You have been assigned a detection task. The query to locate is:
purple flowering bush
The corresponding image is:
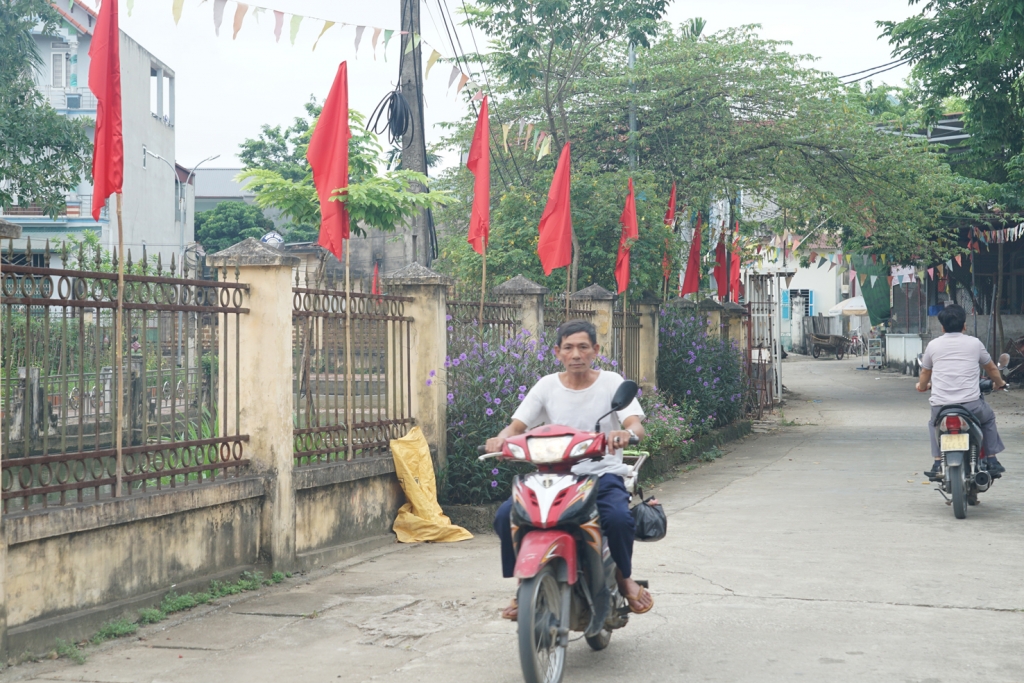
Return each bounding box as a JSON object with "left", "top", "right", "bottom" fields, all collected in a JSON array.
[
  {"left": 656, "top": 307, "right": 745, "bottom": 431},
  {"left": 439, "top": 323, "right": 565, "bottom": 505}
]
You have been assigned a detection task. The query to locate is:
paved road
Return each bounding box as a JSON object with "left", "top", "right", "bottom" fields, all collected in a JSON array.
[{"left": 8, "top": 354, "right": 1024, "bottom": 683}]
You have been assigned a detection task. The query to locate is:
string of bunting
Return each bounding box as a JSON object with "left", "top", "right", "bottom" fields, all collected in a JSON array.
[
  {"left": 970, "top": 224, "right": 1024, "bottom": 250},
  {"left": 154, "top": 0, "right": 486, "bottom": 97}
]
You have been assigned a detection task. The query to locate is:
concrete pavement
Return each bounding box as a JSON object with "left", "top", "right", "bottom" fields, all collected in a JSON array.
[{"left": 5, "top": 353, "right": 1024, "bottom": 682}]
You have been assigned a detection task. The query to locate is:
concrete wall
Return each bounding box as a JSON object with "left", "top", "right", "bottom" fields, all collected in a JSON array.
[
  {"left": 5, "top": 479, "right": 263, "bottom": 654},
  {"left": 924, "top": 314, "right": 1024, "bottom": 355},
  {"left": 294, "top": 459, "right": 404, "bottom": 566}
]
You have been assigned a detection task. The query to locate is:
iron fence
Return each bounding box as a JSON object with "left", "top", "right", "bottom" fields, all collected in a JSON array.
[
  {"left": 1, "top": 239, "right": 250, "bottom": 513},
  {"left": 292, "top": 273, "right": 414, "bottom": 467},
  {"left": 446, "top": 299, "right": 521, "bottom": 340},
  {"left": 611, "top": 303, "right": 641, "bottom": 380},
  {"left": 542, "top": 296, "right": 595, "bottom": 330}
]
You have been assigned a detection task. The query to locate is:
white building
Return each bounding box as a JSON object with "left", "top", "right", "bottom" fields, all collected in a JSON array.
[{"left": 1, "top": 0, "right": 194, "bottom": 268}]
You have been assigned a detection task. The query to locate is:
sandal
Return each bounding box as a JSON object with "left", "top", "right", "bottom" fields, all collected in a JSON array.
[
  {"left": 625, "top": 586, "right": 654, "bottom": 614},
  {"left": 501, "top": 599, "right": 518, "bottom": 621}
]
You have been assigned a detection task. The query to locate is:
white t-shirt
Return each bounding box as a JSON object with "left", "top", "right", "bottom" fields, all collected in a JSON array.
[
  {"left": 920, "top": 332, "right": 991, "bottom": 406},
  {"left": 511, "top": 370, "right": 645, "bottom": 477}
]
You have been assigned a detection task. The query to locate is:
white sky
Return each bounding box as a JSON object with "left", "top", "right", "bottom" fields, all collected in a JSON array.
[{"left": 102, "top": 0, "right": 918, "bottom": 169}]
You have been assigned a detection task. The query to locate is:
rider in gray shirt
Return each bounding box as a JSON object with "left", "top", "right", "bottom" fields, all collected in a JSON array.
[{"left": 916, "top": 305, "right": 1007, "bottom": 477}]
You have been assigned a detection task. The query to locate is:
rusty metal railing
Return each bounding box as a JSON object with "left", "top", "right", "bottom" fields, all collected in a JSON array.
[
  {"left": 446, "top": 299, "right": 521, "bottom": 341},
  {"left": 611, "top": 302, "right": 642, "bottom": 380},
  {"left": 0, "top": 239, "right": 250, "bottom": 513},
  {"left": 542, "top": 295, "right": 595, "bottom": 330},
  {"left": 292, "top": 273, "right": 414, "bottom": 466}
]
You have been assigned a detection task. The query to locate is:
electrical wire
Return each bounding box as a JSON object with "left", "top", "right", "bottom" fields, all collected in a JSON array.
[
  {"left": 836, "top": 58, "right": 909, "bottom": 80},
  {"left": 436, "top": 0, "right": 525, "bottom": 187},
  {"left": 841, "top": 60, "right": 911, "bottom": 84},
  {"left": 368, "top": 90, "right": 414, "bottom": 146}
]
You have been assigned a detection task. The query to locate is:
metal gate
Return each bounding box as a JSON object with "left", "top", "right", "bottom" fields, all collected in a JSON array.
[{"left": 746, "top": 274, "right": 780, "bottom": 418}]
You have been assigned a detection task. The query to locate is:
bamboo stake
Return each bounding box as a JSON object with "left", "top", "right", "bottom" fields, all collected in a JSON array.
[
  {"left": 345, "top": 241, "right": 354, "bottom": 461},
  {"left": 479, "top": 244, "right": 487, "bottom": 327},
  {"left": 114, "top": 193, "right": 124, "bottom": 497},
  {"left": 620, "top": 288, "right": 627, "bottom": 370}
]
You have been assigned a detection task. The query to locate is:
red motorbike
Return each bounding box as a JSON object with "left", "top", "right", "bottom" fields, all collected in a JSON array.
[{"left": 479, "top": 381, "right": 646, "bottom": 683}]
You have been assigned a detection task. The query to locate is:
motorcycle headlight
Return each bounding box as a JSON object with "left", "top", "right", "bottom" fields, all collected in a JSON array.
[
  {"left": 507, "top": 443, "right": 526, "bottom": 460},
  {"left": 526, "top": 436, "right": 573, "bottom": 463},
  {"left": 569, "top": 439, "right": 595, "bottom": 457}
]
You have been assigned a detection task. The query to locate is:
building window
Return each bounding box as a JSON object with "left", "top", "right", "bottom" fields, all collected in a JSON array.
[{"left": 51, "top": 52, "right": 69, "bottom": 87}]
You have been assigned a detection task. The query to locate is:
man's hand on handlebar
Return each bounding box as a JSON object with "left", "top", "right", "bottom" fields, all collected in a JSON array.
[
  {"left": 484, "top": 436, "right": 506, "bottom": 454},
  {"left": 608, "top": 430, "right": 638, "bottom": 451}
]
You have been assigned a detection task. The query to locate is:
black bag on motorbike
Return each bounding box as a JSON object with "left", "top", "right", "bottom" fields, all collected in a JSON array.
[{"left": 631, "top": 496, "right": 667, "bottom": 542}]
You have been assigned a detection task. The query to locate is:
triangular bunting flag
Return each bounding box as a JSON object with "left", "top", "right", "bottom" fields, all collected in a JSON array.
[
  {"left": 232, "top": 3, "right": 247, "bottom": 39},
  {"left": 881, "top": 254, "right": 887, "bottom": 264},
  {"left": 955, "top": 254, "right": 962, "bottom": 267},
  {"left": 859, "top": 273, "right": 868, "bottom": 286},
  {"left": 312, "top": 20, "right": 334, "bottom": 51},
  {"left": 870, "top": 275, "right": 878, "bottom": 287},
  {"left": 447, "top": 65, "right": 461, "bottom": 90},
  {"left": 785, "top": 275, "right": 794, "bottom": 289},
  {"left": 173, "top": 0, "right": 185, "bottom": 24},
  {"left": 354, "top": 25, "right": 365, "bottom": 56},
  {"left": 404, "top": 34, "right": 421, "bottom": 54},
  {"left": 818, "top": 257, "right": 827, "bottom": 268},
  {"left": 928, "top": 267, "right": 934, "bottom": 280},
  {"left": 213, "top": 0, "right": 226, "bottom": 35},
  {"left": 887, "top": 276, "right": 894, "bottom": 287},
  {"left": 537, "top": 134, "right": 552, "bottom": 161},
  {"left": 383, "top": 29, "right": 395, "bottom": 60},
  {"left": 371, "top": 27, "right": 382, "bottom": 58},
  {"left": 502, "top": 123, "right": 510, "bottom": 153},
  {"left": 809, "top": 251, "right": 818, "bottom": 263},
  {"left": 425, "top": 49, "right": 441, "bottom": 78},
  {"left": 523, "top": 123, "right": 534, "bottom": 149},
  {"left": 272, "top": 10, "right": 283, "bottom": 40},
  {"left": 456, "top": 73, "right": 470, "bottom": 94},
  {"left": 289, "top": 15, "right": 302, "bottom": 45}
]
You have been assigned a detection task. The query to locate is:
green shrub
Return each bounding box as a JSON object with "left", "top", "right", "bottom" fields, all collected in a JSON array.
[
  {"left": 55, "top": 639, "right": 86, "bottom": 665},
  {"left": 137, "top": 608, "right": 166, "bottom": 625},
  {"left": 92, "top": 619, "right": 137, "bottom": 643}
]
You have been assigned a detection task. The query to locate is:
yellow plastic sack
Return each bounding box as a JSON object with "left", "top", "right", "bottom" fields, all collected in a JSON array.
[{"left": 391, "top": 427, "right": 473, "bottom": 543}]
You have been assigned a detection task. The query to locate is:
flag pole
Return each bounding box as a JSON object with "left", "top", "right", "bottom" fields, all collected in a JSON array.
[
  {"left": 479, "top": 243, "right": 487, "bottom": 327},
  {"left": 114, "top": 192, "right": 124, "bottom": 497},
  {"left": 345, "top": 241, "right": 353, "bottom": 461},
  {"left": 621, "top": 288, "right": 627, "bottom": 370}
]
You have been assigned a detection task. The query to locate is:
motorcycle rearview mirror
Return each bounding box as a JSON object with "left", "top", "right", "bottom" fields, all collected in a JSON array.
[
  {"left": 998, "top": 353, "right": 1010, "bottom": 369},
  {"left": 593, "top": 380, "right": 640, "bottom": 432}
]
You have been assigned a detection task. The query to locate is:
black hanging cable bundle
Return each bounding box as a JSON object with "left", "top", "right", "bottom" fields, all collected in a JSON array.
[{"left": 367, "top": 88, "right": 415, "bottom": 147}]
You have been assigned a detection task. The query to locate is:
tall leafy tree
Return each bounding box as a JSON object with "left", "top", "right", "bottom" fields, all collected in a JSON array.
[
  {"left": 0, "top": 0, "right": 91, "bottom": 217},
  {"left": 238, "top": 103, "right": 451, "bottom": 238},
  {"left": 880, "top": 0, "right": 1024, "bottom": 194},
  {"left": 194, "top": 202, "right": 273, "bottom": 253}
]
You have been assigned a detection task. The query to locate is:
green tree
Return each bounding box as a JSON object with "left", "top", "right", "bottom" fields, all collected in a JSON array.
[
  {"left": 194, "top": 202, "right": 273, "bottom": 253},
  {"left": 433, "top": 22, "right": 975, "bottom": 294},
  {"left": 0, "top": 0, "right": 91, "bottom": 217},
  {"left": 880, "top": 0, "right": 1024, "bottom": 192},
  {"left": 238, "top": 105, "right": 452, "bottom": 238}
]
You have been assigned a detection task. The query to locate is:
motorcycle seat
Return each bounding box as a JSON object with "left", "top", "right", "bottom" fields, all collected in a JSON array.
[{"left": 933, "top": 404, "right": 979, "bottom": 427}]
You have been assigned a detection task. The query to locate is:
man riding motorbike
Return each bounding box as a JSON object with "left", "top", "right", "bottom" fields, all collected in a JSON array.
[
  {"left": 485, "top": 320, "right": 654, "bottom": 621},
  {"left": 916, "top": 304, "right": 1008, "bottom": 478}
]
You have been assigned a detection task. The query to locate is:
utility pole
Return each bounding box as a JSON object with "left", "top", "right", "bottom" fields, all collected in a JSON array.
[{"left": 400, "top": 0, "right": 431, "bottom": 266}]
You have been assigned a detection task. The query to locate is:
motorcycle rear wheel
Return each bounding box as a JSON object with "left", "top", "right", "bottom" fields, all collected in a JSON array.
[
  {"left": 585, "top": 629, "right": 612, "bottom": 651},
  {"left": 949, "top": 464, "right": 967, "bottom": 519},
  {"left": 518, "top": 564, "right": 566, "bottom": 683}
]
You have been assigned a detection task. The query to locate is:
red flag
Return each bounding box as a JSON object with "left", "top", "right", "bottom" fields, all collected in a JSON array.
[
  {"left": 466, "top": 96, "right": 490, "bottom": 255},
  {"left": 537, "top": 143, "right": 573, "bottom": 276},
  {"left": 614, "top": 178, "right": 639, "bottom": 294},
  {"left": 680, "top": 213, "right": 703, "bottom": 296},
  {"left": 89, "top": 0, "right": 123, "bottom": 220},
  {"left": 714, "top": 235, "right": 728, "bottom": 296},
  {"left": 664, "top": 182, "right": 677, "bottom": 227},
  {"left": 308, "top": 62, "right": 351, "bottom": 260},
  {"left": 730, "top": 250, "right": 741, "bottom": 300},
  {"left": 371, "top": 262, "right": 380, "bottom": 295}
]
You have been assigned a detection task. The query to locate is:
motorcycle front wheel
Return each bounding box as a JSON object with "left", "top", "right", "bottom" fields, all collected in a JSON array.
[
  {"left": 518, "top": 564, "right": 567, "bottom": 683},
  {"left": 949, "top": 464, "right": 967, "bottom": 519}
]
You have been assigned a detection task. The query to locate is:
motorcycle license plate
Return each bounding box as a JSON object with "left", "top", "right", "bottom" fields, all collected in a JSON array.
[{"left": 941, "top": 434, "right": 969, "bottom": 451}]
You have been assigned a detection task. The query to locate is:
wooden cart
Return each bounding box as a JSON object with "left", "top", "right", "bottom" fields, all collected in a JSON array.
[{"left": 810, "top": 333, "right": 850, "bottom": 360}]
